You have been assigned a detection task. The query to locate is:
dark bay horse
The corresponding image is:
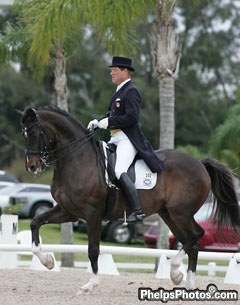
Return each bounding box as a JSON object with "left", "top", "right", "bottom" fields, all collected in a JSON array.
[{"left": 20, "top": 106, "right": 240, "bottom": 292}]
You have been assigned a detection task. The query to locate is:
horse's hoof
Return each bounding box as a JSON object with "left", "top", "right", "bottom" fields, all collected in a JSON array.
[
  {"left": 170, "top": 270, "right": 184, "bottom": 285},
  {"left": 186, "top": 271, "right": 195, "bottom": 290},
  {"left": 77, "top": 276, "right": 99, "bottom": 294},
  {"left": 77, "top": 284, "right": 93, "bottom": 295},
  {"left": 76, "top": 288, "right": 90, "bottom": 295},
  {"left": 186, "top": 280, "right": 195, "bottom": 290},
  {"left": 43, "top": 253, "right": 55, "bottom": 270}
]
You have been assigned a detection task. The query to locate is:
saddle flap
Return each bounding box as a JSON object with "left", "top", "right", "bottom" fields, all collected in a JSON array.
[
  {"left": 134, "top": 159, "right": 157, "bottom": 189},
  {"left": 101, "top": 141, "right": 157, "bottom": 190}
]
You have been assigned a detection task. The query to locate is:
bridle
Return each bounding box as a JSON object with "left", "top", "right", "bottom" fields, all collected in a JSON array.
[
  {"left": 22, "top": 108, "right": 99, "bottom": 167},
  {"left": 23, "top": 109, "right": 53, "bottom": 166}
]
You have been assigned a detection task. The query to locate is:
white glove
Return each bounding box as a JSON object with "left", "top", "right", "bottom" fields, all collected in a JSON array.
[
  {"left": 98, "top": 118, "right": 109, "bottom": 129},
  {"left": 87, "top": 119, "right": 98, "bottom": 131}
]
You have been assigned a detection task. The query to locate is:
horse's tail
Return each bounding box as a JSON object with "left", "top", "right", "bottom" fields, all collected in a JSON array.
[{"left": 201, "top": 157, "right": 240, "bottom": 234}]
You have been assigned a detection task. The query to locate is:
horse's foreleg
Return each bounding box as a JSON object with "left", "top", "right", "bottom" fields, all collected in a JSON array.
[
  {"left": 78, "top": 215, "right": 102, "bottom": 294},
  {"left": 30, "top": 204, "right": 77, "bottom": 270},
  {"left": 77, "top": 244, "right": 100, "bottom": 294}
]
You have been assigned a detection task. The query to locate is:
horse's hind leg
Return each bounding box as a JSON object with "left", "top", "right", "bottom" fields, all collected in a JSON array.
[
  {"left": 159, "top": 208, "right": 187, "bottom": 285},
  {"left": 184, "top": 220, "right": 204, "bottom": 289},
  {"left": 185, "top": 243, "right": 199, "bottom": 289},
  {"left": 30, "top": 204, "right": 77, "bottom": 270},
  {"left": 168, "top": 208, "right": 204, "bottom": 289}
]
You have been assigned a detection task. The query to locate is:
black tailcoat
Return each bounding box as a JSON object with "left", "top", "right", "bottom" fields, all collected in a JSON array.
[{"left": 106, "top": 80, "right": 165, "bottom": 172}]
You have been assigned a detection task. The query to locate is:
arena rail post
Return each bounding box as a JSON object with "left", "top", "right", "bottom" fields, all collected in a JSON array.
[{"left": 0, "top": 215, "right": 18, "bottom": 269}]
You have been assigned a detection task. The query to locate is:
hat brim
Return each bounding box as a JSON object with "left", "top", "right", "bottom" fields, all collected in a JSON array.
[{"left": 108, "top": 64, "right": 134, "bottom": 72}]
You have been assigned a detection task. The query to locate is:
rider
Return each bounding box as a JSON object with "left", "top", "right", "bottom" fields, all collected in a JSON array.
[{"left": 88, "top": 56, "right": 165, "bottom": 223}]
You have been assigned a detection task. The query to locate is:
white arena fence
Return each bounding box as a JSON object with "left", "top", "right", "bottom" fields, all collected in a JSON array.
[
  {"left": 0, "top": 243, "right": 240, "bottom": 283},
  {"left": 0, "top": 216, "right": 239, "bottom": 284},
  {"left": 0, "top": 243, "right": 237, "bottom": 260}
]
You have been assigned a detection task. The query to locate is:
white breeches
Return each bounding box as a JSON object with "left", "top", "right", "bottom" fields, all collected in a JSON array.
[{"left": 108, "top": 131, "right": 137, "bottom": 180}]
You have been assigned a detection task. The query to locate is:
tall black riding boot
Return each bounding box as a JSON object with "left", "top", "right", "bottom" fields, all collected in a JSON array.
[{"left": 119, "top": 173, "right": 145, "bottom": 223}]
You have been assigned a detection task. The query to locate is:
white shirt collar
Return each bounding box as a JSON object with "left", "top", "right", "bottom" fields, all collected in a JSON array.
[{"left": 116, "top": 79, "right": 131, "bottom": 92}]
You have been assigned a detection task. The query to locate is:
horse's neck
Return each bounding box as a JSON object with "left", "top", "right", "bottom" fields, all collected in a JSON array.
[
  {"left": 41, "top": 109, "right": 84, "bottom": 140},
  {"left": 52, "top": 138, "right": 102, "bottom": 193},
  {"left": 53, "top": 125, "right": 98, "bottom": 170},
  {"left": 42, "top": 109, "right": 104, "bottom": 174}
]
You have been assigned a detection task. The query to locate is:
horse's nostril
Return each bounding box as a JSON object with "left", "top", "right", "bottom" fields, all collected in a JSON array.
[{"left": 29, "top": 165, "right": 37, "bottom": 172}]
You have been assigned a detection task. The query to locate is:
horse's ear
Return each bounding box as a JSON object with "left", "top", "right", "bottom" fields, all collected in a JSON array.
[
  {"left": 15, "top": 109, "right": 23, "bottom": 116},
  {"left": 20, "top": 107, "right": 37, "bottom": 124}
]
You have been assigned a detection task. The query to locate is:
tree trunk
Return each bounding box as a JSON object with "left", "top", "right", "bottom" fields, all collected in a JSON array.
[
  {"left": 153, "top": 0, "right": 181, "bottom": 269},
  {"left": 159, "top": 77, "right": 175, "bottom": 149},
  {"left": 54, "top": 45, "right": 69, "bottom": 112},
  {"left": 54, "top": 43, "right": 74, "bottom": 268},
  {"left": 60, "top": 222, "right": 74, "bottom": 268}
]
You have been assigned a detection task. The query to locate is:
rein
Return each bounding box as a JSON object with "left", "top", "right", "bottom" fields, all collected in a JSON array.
[{"left": 44, "top": 130, "right": 100, "bottom": 166}]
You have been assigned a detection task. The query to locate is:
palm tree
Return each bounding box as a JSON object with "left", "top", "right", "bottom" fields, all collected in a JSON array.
[
  {"left": 154, "top": 0, "right": 180, "bottom": 149},
  {"left": 152, "top": 0, "right": 181, "bottom": 250}
]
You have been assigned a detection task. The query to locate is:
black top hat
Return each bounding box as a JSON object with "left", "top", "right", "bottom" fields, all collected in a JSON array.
[{"left": 109, "top": 56, "right": 135, "bottom": 71}]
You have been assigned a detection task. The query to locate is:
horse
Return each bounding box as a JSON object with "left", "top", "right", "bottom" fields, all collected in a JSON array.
[{"left": 20, "top": 106, "right": 240, "bottom": 293}]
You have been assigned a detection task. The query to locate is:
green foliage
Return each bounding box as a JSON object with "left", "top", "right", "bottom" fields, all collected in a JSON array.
[
  {"left": 0, "top": 21, "right": 31, "bottom": 66},
  {"left": 86, "top": 0, "right": 154, "bottom": 54},
  {"left": 209, "top": 103, "right": 240, "bottom": 172},
  {"left": 3, "top": 204, "right": 22, "bottom": 215},
  {"left": 7, "top": 0, "right": 155, "bottom": 78},
  {"left": 174, "top": 0, "right": 240, "bottom": 150},
  {"left": 12, "top": 0, "right": 84, "bottom": 68},
  {"left": 0, "top": 65, "right": 50, "bottom": 168}
]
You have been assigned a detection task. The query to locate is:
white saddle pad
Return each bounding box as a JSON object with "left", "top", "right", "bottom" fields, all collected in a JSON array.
[{"left": 102, "top": 141, "right": 157, "bottom": 190}]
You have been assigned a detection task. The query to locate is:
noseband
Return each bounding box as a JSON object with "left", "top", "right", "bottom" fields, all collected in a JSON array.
[{"left": 23, "top": 108, "right": 98, "bottom": 166}]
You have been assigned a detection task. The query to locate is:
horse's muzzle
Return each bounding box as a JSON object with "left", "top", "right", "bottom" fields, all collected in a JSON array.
[{"left": 25, "top": 155, "right": 46, "bottom": 174}]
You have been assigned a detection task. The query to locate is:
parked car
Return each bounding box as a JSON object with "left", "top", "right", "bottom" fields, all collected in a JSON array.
[
  {"left": 0, "top": 183, "right": 56, "bottom": 218},
  {"left": 0, "top": 181, "right": 16, "bottom": 191},
  {"left": 144, "top": 202, "right": 240, "bottom": 252},
  {"left": 75, "top": 213, "right": 159, "bottom": 244},
  {"left": 0, "top": 170, "right": 19, "bottom": 183}
]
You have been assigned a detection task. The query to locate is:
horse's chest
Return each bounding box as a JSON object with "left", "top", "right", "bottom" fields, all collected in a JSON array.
[{"left": 52, "top": 185, "right": 85, "bottom": 208}]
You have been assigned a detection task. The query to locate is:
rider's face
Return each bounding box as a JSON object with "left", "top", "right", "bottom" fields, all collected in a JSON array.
[{"left": 110, "top": 67, "right": 130, "bottom": 85}]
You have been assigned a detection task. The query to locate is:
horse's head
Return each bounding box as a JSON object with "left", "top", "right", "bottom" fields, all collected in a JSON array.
[
  {"left": 21, "top": 107, "right": 54, "bottom": 174},
  {"left": 21, "top": 106, "right": 97, "bottom": 174}
]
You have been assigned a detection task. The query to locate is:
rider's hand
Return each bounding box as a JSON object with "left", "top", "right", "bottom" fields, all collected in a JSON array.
[
  {"left": 98, "top": 118, "right": 108, "bottom": 129},
  {"left": 87, "top": 119, "right": 98, "bottom": 131}
]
